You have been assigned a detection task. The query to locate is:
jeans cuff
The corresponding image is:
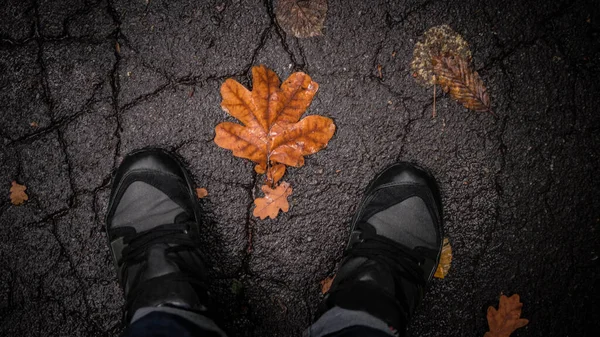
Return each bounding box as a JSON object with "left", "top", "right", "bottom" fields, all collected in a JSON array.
[
  {"left": 131, "top": 306, "right": 227, "bottom": 337},
  {"left": 305, "top": 306, "right": 396, "bottom": 337}
]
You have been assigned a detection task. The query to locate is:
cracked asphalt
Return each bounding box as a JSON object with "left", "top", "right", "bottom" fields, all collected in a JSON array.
[{"left": 1, "top": 0, "right": 599, "bottom": 336}]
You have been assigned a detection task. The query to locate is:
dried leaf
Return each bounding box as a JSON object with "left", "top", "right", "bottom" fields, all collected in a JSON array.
[
  {"left": 434, "top": 237, "right": 452, "bottom": 278},
  {"left": 214, "top": 65, "right": 335, "bottom": 219},
  {"left": 267, "top": 163, "right": 286, "bottom": 186},
  {"left": 253, "top": 182, "right": 293, "bottom": 220},
  {"left": 484, "top": 294, "right": 529, "bottom": 337},
  {"left": 215, "top": 65, "right": 334, "bottom": 173},
  {"left": 320, "top": 275, "right": 335, "bottom": 294},
  {"left": 411, "top": 25, "right": 493, "bottom": 114},
  {"left": 275, "top": 0, "right": 328, "bottom": 38},
  {"left": 433, "top": 55, "right": 492, "bottom": 112},
  {"left": 411, "top": 25, "right": 472, "bottom": 86},
  {"left": 196, "top": 187, "right": 208, "bottom": 199},
  {"left": 9, "top": 181, "right": 28, "bottom": 205},
  {"left": 30, "top": 121, "right": 38, "bottom": 128},
  {"left": 115, "top": 42, "right": 121, "bottom": 54}
]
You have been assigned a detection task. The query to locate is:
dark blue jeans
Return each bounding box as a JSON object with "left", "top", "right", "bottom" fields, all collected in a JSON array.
[{"left": 122, "top": 310, "right": 395, "bottom": 337}]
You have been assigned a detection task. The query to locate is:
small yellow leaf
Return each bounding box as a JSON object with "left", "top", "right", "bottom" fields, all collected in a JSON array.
[
  {"left": 9, "top": 181, "right": 28, "bottom": 206},
  {"left": 196, "top": 188, "right": 208, "bottom": 199},
  {"left": 434, "top": 237, "right": 452, "bottom": 279},
  {"left": 320, "top": 275, "right": 335, "bottom": 294}
]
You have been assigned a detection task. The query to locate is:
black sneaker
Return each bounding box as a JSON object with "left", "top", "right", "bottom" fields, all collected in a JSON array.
[
  {"left": 319, "top": 162, "right": 444, "bottom": 333},
  {"left": 105, "top": 148, "right": 209, "bottom": 322}
]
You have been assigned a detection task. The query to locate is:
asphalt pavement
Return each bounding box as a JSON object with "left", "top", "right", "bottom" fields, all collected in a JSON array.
[{"left": 1, "top": 0, "right": 599, "bottom": 336}]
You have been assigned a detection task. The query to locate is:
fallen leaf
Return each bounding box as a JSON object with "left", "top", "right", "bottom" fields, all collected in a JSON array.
[
  {"left": 196, "top": 187, "right": 208, "bottom": 199},
  {"left": 215, "top": 65, "right": 334, "bottom": 177},
  {"left": 484, "top": 294, "right": 529, "bottom": 337},
  {"left": 266, "top": 163, "right": 286, "bottom": 186},
  {"left": 30, "top": 121, "right": 38, "bottom": 128},
  {"left": 9, "top": 181, "right": 28, "bottom": 205},
  {"left": 411, "top": 25, "right": 472, "bottom": 86},
  {"left": 215, "top": 65, "right": 335, "bottom": 219},
  {"left": 377, "top": 64, "right": 383, "bottom": 79},
  {"left": 434, "top": 237, "right": 452, "bottom": 278},
  {"left": 411, "top": 25, "right": 493, "bottom": 114},
  {"left": 253, "top": 182, "right": 292, "bottom": 220},
  {"left": 275, "top": 0, "right": 328, "bottom": 38},
  {"left": 115, "top": 41, "right": 121, "bottom": 54},
  {"left": 320, "top": 275, "right": 335, "bottom": 294},
  {"left": 433, "top": 55, "right": 492, "bottom": 113}
]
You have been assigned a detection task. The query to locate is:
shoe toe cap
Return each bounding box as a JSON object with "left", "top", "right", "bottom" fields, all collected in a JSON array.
[
  {"left": 106, "top": 148, "right": 194, "bottom": 222},
  {"left": 370, "top": 162, "right": 434, "bottom": 190},
  {"left": 117, "top": 148, "right": 187, "bottom": 179},
  {"left": 365, "top": 162, "right": 443, "bottom": 224}
]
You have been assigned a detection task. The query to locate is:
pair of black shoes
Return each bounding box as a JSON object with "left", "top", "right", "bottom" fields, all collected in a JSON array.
[{"left": 106, "top": 149, "right": 444, "bottom": 333}]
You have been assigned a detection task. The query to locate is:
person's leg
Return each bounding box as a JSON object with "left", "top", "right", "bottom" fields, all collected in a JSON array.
[
  {"left": 307, "top": 163, "right": 444, "bottom": 337},
  {"left": 105, "top": 148, "right": 226, "bottom": 337}
]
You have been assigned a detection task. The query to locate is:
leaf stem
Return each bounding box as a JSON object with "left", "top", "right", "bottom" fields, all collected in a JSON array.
[{"left": 433, "top": 82, "right": 437, "bottom": 118}]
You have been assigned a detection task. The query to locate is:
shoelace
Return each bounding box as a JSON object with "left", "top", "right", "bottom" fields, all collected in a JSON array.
[
  {"left": 118, "top": 222, "right": 198, "bottom": 267},
  {"left": 322, "top": 229, "right": 427, "bottom": 329},
  {"left": 346, "top": 230, "right": 427, "bottom": 287},
  {"left": 117, "top": 222, "right": 208, "bottom": 318}
]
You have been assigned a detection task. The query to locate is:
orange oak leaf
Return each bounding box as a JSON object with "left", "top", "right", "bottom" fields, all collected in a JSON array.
[
  {"left": 484, "top": 294, "right": 529, "bottom": 337},
  {"left": 434, "top": 237, "right": 452, "bottom": 279},
  {"left": 9, "top": 181, "right": 28, "bottom": 205},
  {"left": 253, "top": 182, "right": 293, "bottom": 220},
  {"left": 215, "top": 65, "right": 335, "bottom": 186},
  {"left": 196, "top": 188, "right": 208, "bottom": 199},
  {"left": 266, "top": 163, "right": 286, "bottom": 187},
  {"left": 320, "top": 275, "right": 335, "bottom": 294}
]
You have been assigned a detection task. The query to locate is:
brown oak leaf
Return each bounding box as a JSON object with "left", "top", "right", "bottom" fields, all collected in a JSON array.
[
  {"left": 484, "top": 294, "right": 529, "bottom": 337},
  {"left": 9, "top": 181, "right": 28, "bottom": 205},
  {"left": 253, "top": 182, "right": 293, "bottom": 220},
  {"left": 215, "top": 65, "right": 335, "bottom": 219},
  {"left": 275, "top": 0, "right": 328, "bottom": 38},
  {"left": 215, "top": 65, "right": 335, "bottom": 182},
  {"left": 433, "top": 55, "right": 492, "bottom": 113},
  {"left": 196, "top": 188, "right": 208, "bottom": 199},
  {"left": 434, "top": 237, "right": 452, "bottom": 279}
]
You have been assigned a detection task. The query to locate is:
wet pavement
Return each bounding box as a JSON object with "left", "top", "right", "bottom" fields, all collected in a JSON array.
[{"left": 1, "top": 0, "right": 599, "bottom": 336}]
